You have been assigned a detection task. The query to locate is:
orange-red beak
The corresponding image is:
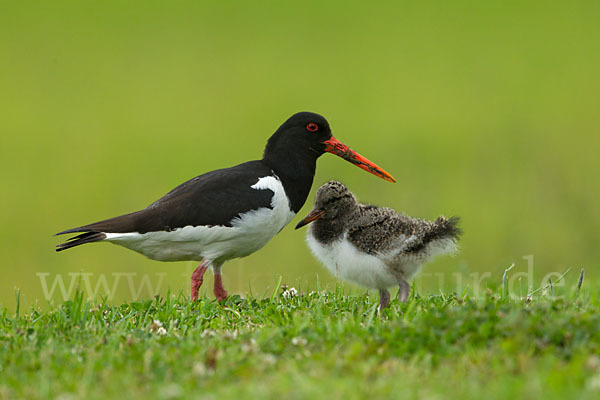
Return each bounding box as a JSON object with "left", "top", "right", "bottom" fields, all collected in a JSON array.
[
  {"left": 295, "top": 209, "right": 326, "bottom": 230},
  {"left": 322, "top": 136, "right": 396, "bottom": 183}
]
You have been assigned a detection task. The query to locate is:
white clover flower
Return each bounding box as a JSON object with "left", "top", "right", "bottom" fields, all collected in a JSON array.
[
  {"left": 201, "top": 329, "right": 217, "bottom": 338},
  {"left": 291, "top": 337, "right": 307, "bottom": 346},
  {"left": 192, "top": 362, "right": 208, "bottom": 377},
  {"left": 587, "top": 355, "right": 600, "bottom": 370},
  {"left": 159, "top": 383, "right": 182, "bottom": 399},
  {"left": 156, "top": 327, "right": 167, "bottom": 336},
  {"left": 241, "top": 338, "right": 257, "bottom": 353},
  {"left": 586, "top": 374, "right": 600, "bottom": 391},
  {"left": 223, "top": 330, "right": 238, "bottom": 340},
  {"left": 150, "top": 319, "right": 165, "bottom": 334},
  {"left": 263, "top": 354, "right": 277, "bottom": 365},
  {"left": 282, "top": 287, "right": 298, "bottom": 299}
]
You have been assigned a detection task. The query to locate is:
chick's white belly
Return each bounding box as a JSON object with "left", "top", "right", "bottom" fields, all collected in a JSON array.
[{"left": 306, "top": 233, "right": 398, "bottom": 289}]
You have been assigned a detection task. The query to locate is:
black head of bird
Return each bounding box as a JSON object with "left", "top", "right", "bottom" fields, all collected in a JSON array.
[{"left": 263, "top": 112, "right": 396, "bottom": 184}]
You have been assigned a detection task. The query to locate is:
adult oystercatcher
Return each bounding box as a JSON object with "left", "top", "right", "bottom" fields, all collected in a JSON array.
[
  {"left": 56, "top": 112, "right": 395, "bottom": 301},
  {"left": 295, "top": 181, "right": 460, "bottom": 310}
]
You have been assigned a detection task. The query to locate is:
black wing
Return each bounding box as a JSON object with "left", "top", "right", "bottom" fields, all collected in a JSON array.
[
  {"left": 346, "top": 206, "right": 414, "bottom": 255},
  {"left": 57, "top": 160, "right": 277, "bottom": 236}
]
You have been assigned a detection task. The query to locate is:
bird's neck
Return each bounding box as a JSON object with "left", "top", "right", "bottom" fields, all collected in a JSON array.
[
  {"left": 262, "top": 147, "right": 318, "bottom": 213},
  {"left": 311, "top": 218, "right": 346, "bottom": 245}
]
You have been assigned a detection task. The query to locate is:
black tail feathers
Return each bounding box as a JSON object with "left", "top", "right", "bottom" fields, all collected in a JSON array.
[
  {"left": 432, "top": 216, "right": 462, "bottom": 241},
  {"left": 55, "top": 231, "right": 107, "bottom": 252}
]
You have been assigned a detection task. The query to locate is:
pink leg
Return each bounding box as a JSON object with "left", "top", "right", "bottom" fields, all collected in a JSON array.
[
  {"left": 191, "top": 261, "right": 209, "bottom": 301},
  {"left": 213, "top": 273, "right": 228, "bottom": 301}
]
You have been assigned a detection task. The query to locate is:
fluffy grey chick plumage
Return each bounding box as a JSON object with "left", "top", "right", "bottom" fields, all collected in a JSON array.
[{"left": 296, "top": 180, "right": 461, "bottom": 309}]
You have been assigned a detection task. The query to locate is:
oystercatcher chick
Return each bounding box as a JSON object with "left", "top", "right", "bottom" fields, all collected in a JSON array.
[
  {"left": 296, "top": 181, "right": 461, "bottom": 310},
  {"left": 56, "top": 112, "right": 395, "bottom": 302}
]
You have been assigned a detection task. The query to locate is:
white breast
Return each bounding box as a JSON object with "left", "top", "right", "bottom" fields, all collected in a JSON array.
[
  {"left": 306, "top": 231, "right": 398, "bottom": 290},
  {"left": 104, "top": 175, "right": 296, "bottom": 263}
]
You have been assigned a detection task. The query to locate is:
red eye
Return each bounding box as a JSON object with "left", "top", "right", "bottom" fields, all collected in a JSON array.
[{"left": 306, "top": 122, "right": 319, "bottom": 132}]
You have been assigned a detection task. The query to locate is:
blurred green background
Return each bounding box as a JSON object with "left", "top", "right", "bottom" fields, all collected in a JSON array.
[{"left": 1, "top": 1, "right": 598, "bottom": 309}]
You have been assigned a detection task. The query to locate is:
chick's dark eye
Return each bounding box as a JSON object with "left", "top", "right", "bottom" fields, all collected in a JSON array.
[{"left": 306, "top": 122, "right": 319, "bottom": 132}]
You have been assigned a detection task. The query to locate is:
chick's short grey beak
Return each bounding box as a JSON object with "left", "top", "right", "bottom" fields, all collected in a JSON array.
[{"left": 295, "top": 209, "right": 326, "bottom": 230}]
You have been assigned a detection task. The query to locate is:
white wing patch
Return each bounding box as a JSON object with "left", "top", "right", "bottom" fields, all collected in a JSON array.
[{"left": 104, "top": 175, "right": 295, "bottom": 263}]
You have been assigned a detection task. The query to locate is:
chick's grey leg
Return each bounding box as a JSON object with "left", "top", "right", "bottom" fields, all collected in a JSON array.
[
  {"left": 378, "top": 288, "right": 391, "bottom": 310},
  {"left": 398, "top": 279, "right": 410, "bottom": 303}
]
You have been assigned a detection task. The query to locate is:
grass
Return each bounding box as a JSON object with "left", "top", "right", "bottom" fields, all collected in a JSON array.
[{"left": 1, "top": 276, "right": 599, "bottom": 399}]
